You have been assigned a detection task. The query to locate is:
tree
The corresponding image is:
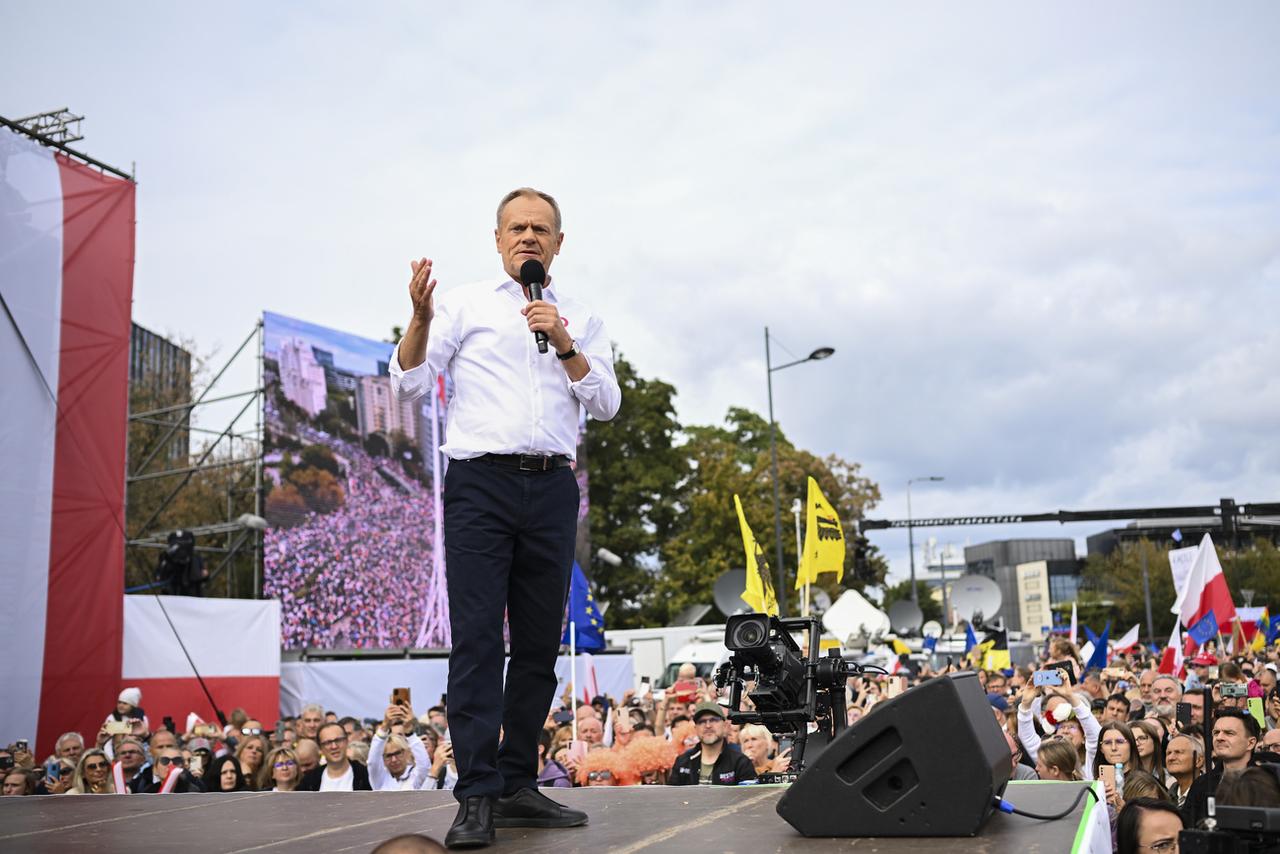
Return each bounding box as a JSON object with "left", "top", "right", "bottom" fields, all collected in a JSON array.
[
  {"left": 881, "top": 580, "right": 942, "bottom": 625},
  {"left": 584, "top": 352, "right": 687, "bottom": 627}
]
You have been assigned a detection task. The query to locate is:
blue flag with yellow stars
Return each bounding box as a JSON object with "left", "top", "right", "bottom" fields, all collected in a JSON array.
[{"left": 562, "top": 561, "right": 606, "bottom": 651}]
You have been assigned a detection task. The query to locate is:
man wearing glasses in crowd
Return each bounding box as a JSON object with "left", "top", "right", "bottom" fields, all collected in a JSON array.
[
  {"left": 668, "top": 702, "right": 757, "bottom": 786},
  {"left": 143, "top": 747, "right": 205, "bottom": 793},
  {"left": 298, "top": 722, "right": 372, "bottom": 791}
]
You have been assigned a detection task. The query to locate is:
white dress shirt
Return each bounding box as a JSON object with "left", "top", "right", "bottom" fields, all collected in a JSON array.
[
  {"left": 389, "top": 276, "right": 620, "bottom": 459},
  {"left": 367, "top": 731, "right": 431, "bottom": 791}
]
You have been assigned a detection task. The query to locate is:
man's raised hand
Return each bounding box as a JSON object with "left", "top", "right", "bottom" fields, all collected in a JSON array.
[{"left": 409, "top": 258, "right": 437, "bottom": 323}]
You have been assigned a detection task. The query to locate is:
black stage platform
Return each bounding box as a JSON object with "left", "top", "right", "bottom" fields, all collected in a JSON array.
[{"left": 0, "top": 781, "right": 1102, "bottom": 853}]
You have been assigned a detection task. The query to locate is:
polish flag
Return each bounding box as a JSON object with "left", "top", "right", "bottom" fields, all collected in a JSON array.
[
  {"left": 1112, "top": 624, "right": 1141, "bottom": 655},
  {"left": 1158, "top": 625, "right": 1184, "bottom": 677},
  {"left": 580, "top": 651, "right": 600, "bottom": 706},
  {"left": 1171, "top": 534, "right": 1236, "bottom": 631},
  {"left": 1, "top": 125, "right": 135, "bottom": 756}
]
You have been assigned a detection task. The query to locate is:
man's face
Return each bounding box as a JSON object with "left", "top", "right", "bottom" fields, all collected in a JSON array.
[
  {"left": 1186, "top": 692, "right": 1205, "bottom": 724},
  {"left": 1104, "top": 699, "right": 1130, "bottom": 724},
  {"left": 1259, "top": 669, "right": 1277, "bottom": 694},
  {"left": 694, "top": 714, "right": 724, "bottom": 747},
  {"left": 317, "top": 726, "right": 348, "bottom": 766},
  {"left": 295, "top": 742, "right": 320, "bottom": 774},
  {"left": 383, "top": 742, "right": 409, "bottom": 778},
  {"left": 1164, "top": 737, "right": 1199, "bottom": 776},
  {"left": 300, "top": 710, "right": 323, "bottom": 738},
  {"left": 155, "top": 748, "right": 184, "bottom": 780},
  {"left": 987, "top": 676, "right": 1007, "bottom": 695},
  {"left": 666, "top": 702, "right": 688, "bottom": 724},
  {"left": 1138, "top": 670, "right": 1156, "bottom": 702},
  {"left": 1150, "top": 678, "right": 1181, "bottom": 714},
  {"left": 150, "top": 731, "right": 177, "bottom": 754},
  {"left": 58, "top": 739, "right": 83, "bottom": 764},
  {"left": 115, "top": 742, "right": 144, "bottom": 772},
  {"left": 578, "top": 718, "right": 603, "bottom": 746},
  {"left": 495, "top": 194, "right": 563, "bottom": 283},
  {"left": 428, "top": 711, "right": 447, "bottom": 729},
  {"left": 1211, "top": 718, "right": 1257, "bottom": 763}
]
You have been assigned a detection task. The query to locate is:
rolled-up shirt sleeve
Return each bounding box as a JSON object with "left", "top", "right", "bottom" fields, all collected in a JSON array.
[
  {"left": 390, "top": 300, "right": 458, "bottom": 402},
  {"left": 567, "top": 313, "right": 621, "bottom": 422}
]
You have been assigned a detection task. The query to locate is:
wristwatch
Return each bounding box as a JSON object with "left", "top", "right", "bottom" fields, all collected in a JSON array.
[{"left": 556, "top": 340, "right": 581, "bottom": 361}]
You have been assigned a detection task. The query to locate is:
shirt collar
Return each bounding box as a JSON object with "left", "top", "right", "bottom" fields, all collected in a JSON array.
[{"left": 497, "top": 275, "right": 558, "bottom": 301}]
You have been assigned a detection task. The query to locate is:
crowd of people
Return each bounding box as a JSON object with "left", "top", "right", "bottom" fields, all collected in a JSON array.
[
  {"left": 263, "top": 426, "right": 441, "bottom": 649},
  {"left": 4, "top": 642, "right": 1278, "bottom": 851}
]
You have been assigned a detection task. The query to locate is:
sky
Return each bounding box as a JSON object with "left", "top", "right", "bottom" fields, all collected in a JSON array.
[{"left": 6, "top": 2, "right": 1279, "bottom": 589}]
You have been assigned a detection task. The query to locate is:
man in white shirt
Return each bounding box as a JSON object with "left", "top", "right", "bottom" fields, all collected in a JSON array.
[
  {"left": 297, "top": 722, "right": 372, "bottom": 791},
  {"left": 391, "top": 187, "right": 619, "bottom": 849}
]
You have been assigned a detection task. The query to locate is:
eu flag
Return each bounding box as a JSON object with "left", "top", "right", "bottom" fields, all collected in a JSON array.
[
  {"left": 562, "top": 562, "right": 606, "bottom": 651},
  {"left": 1188, "top": 612, "right": 1218, "bottom": 646}
]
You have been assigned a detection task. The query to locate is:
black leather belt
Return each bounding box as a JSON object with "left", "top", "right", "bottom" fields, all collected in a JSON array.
[{"left": 474, "top": 453, "right": 571, "bottom": 471}]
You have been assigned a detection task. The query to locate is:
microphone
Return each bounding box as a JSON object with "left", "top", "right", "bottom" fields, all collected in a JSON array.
[{"left": 520, "top": 258, "right": 549, "bottom": 354}]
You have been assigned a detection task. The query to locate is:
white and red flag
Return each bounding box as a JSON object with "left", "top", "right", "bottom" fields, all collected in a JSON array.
[
  {"left": 0, "top": 125, "right": 135, "bottom": 756},
  {"left": 1171, "top": 534, "right": 1236, "bottom": 631},
  {"left": 580, "top": 651, "right": 600, "bottom": 706},
  {"left": 1158, "top": 624, "right": 1184, "bottom": 677},
  {"left": 1112, "top": 624, "right": 1141, "bottom": 656}
]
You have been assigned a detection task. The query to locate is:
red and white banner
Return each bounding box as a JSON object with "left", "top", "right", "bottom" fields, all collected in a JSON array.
[
  {"left": 123, "top": 596, "right": 281, "bottom": 727},
  {"left": 1171, "top": 533, "right": 1237, "bottom": 631},
  {"left": 1, "top": 126, "right": 135, "bottom": 756}
]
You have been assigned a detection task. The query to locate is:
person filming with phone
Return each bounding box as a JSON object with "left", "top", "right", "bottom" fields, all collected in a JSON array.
[
  {"left": 1017, "top": 667, "right": 1101, "bottom": 779},
  {"left": 370, "top": 696, "right": 432, "bottom": 791}
]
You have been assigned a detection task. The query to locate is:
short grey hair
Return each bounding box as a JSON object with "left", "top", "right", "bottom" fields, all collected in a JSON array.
[
  {"left": 496, "top": 187, "right": 562, "bottom": 233},
  {"left": 1152, "top": 674, "right": 1183, "bottom": 695},
  {"left": 301, "top": 703, "right": 325, "bottom": 718},
  {"left": 57, "top": 732, "right": 84, "bottom": 748}
]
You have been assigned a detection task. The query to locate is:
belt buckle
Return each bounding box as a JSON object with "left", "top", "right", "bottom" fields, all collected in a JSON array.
[{"left": 518, "top": 454, "right": 547, "bottom": 472}]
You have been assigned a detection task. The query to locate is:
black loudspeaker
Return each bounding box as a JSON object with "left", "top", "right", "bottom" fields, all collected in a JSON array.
[{"left": 776, "top": 671, "right": 1011, "bottom": 837}]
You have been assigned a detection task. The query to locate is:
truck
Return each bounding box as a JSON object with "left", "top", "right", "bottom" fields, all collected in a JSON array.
[{"left": 605, "top": 624, "right": 727, "bottom": 688}]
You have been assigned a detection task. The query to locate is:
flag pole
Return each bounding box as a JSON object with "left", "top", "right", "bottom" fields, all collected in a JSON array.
[{"left": 570, "top": 621, "right": 578, "bottom": 743}]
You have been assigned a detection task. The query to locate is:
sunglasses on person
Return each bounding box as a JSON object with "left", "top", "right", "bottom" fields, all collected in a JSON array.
[
  {"left": 85, "top": 761, "right": 109, "bottom": 771},
  {"left": 273, "top": 760, "right": 297, "bottom": 770},
  {"left": 587, "top": 770, "right": 613, "bottom": 781},
  {"left": 157, "top": 756, "right": 186, "bottom": 767},
  {"left": 241, "top": 727, "right": 263, "bottom": 736}
]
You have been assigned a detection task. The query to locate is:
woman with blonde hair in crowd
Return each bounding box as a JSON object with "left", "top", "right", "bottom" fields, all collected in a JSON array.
[
  {"left": 1035, "top": 738, "right": 1083, "bottom": 781},
  {"left": 67, "top": 749, "right": 115, "bottom": 794},
  {"left": 236, "top": 734, "right": 269, "bottom": 790},
  {"left": 259, "top": 747, "right": 302, "bottom": 792},
  {"left": 737, "top": 724, "right": 791, "bottom": 777}
]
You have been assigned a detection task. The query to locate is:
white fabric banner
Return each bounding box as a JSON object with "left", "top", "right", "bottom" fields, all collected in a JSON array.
[
  {"left": 0, "top": 129, "right": 63, "bottom": 746},
  {"left": 280, "top": 654, "right": 635, "bottom": 720},
  {"left": 1168, "top": 544, "right": 1199, "bottom": 603},
  {"left": 123, "top": 596, "right": 281, "bottom": 678}
]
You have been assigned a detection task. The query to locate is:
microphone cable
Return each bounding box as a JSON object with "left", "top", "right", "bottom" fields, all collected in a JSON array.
[{"left": 994, "top": 783, "right": 1099, "bottom": 822}]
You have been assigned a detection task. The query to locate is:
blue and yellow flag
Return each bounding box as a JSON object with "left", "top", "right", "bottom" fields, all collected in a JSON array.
[
  {"left": 562, "top": 562, "right": 605, "bottom": 651},
  {"left": 734, "top": 494, "right": 778, "bottom": 616},
  {"left": 795, "top": 477, "right": 846, "bottom": 589}
]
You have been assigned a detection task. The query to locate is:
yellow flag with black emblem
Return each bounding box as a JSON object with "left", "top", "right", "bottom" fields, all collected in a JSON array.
[
  {"left": 734, "top": 494, "right": 778, "bottom": 616},
  {"left": 795, "top": 476, "right": 845, "bottom": 589}
]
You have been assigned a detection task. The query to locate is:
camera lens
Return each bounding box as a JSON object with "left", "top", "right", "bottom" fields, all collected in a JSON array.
[{"left": 731, "top": 618, "right": 767, "bottom": 649}]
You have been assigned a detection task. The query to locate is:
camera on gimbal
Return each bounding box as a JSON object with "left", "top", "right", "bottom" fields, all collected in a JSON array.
[
  {"left": 1180, "top": 803, "right": 1280, "bottom": 853},
  {"left": 715, "top": 613, "right": 859, "bottom": 781}
]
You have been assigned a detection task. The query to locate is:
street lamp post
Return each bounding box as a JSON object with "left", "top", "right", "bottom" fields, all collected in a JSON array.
[
  {"left": 766, "top": 327, "right": 834, "bottom": 616},
  {"left": 907, "top": 476, "right": 944, "bottom": 603}
]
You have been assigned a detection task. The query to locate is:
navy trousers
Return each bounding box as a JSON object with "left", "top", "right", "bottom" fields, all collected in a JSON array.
[{"left": 442, "top": 458, "right": 578, "bottom": 800}]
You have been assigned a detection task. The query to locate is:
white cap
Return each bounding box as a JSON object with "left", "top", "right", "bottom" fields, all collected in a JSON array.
[{"left": 118, "top": 687, "right": 142, "bottom": 707}]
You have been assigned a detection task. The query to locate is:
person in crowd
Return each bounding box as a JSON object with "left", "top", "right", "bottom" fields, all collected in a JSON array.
[
  {"left": 1216, "top": 767, "right": 1280, "bottom": 808},
  {"left": 340, "top": 716, "right": 368, "bottom": 745},
  {"left": 36, "top": 758, "right": 76, "bottom": 795},
  {"left": 1121, "top": 769, "right": 1169, "bottom": 804},
  {"left": 622, "top": 734, "right": 677, "bottom": 785},
  {"left": 737, "top": 723, "right": 790, "bottom": 776},
  {"left": 204, "top": 754, "right": 251, "bottom": 793},
  {"left": 1102, "top": 693, "right": 1132, "bottom": 725},
  {"left": 611, "top": 716, "right": 635, "bottom": 749},
  {"left": 1164, "top": 733, "right": 1203, "bottom": 809},
  {"left": 1148, "top": 675, "right": 1182, "bottom": 724},
  {"left": 371, "top": 833, "right": 449, "bottom": 854},
  {"left": 144, "top": 747, "right": 205, "bottom": 793},
  {"left": 668, "top": 702, "right": 756, "bottom": 786},
  {"left": 1034, "top": 738, "right": 1082, "bottom": 781},
  {"left": 298, "top": 722, "right": 371, "bottom": 791},
  {"left": 55, "top": 732, "right": 85, "bottom": 767},
  {"left": 1182, "top": 709, "right": 1261, "bottom": 827},
  {"left": 536, "top": 730, "right": 570, "bottom": 788},
  {"left": 1003, "top": 730, "right": 1039, "bottom": 781},
  {"left": 113, "top": 737, "right": 150, "bottom": 793},
  {"left": 1257, "top": 723, "right": 1280, "bottom": 756},
  {"left": 298, "top": 704, "right": 325, "bottom": 741},
  {"left": 370, "top": 731, "right": 430, "bottom": 791},
  {"left": 186, "top": 737, "right": 214, "bottom": 779},
  {"left": 260, "top": 747, "right": 301, "bottom": 792},
  {"left": 1081, "top": 671, "right": 1106, "bottom": 702},
  {"left": 1115, "top": 797, "right": 1183, "bottom": 854},
  {"left": 422, "top": 739, "right": 458, "bottom": 791},
  {"left": 294, "top": 738, "right": 321, "bottom": 776},
  {"left": 576, "top": 716, "right": 604, "bottom": 747},
  {"left": 150, "top": 728, "right": 179, "bottom": 755},
  {"left": 348, "top": 740, "right": 371, "bottom": 767},
  {"left": 1183, "top": 687, "right": 1207, "bottom": 728},
  {"left": 425, "top": 706, "right": 448, "bottom": 737},
  {"left": 68, "top": 748, "right": 115, "bottom": 794},
  {"left": 105, "top": 687, "right": 150, "bottom": 736},
  {"left": 1017, "top": 675, "right": 1101, "bottom": 779},
  {"left": 1137, "top": 669, "right": 1157, "bottom": 708},
  {"left": 3, "top": 769, "right": 36, "bottom": 796},
  {"left": 1131, "top": 719, "right": 1165, "bottom": 779},
  {"left": 574, "top": 747, "right": 626, "bottom": 787},
  {"left": 226, "top": 732, "right": 264, "bottom": 789},
  {"left": 1093, "top": 721, "right": 1139, "bottom": 782}
]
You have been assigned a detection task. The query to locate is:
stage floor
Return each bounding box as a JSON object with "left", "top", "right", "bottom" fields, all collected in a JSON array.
[{"left": 0, "top": 781, "right": 1101, "bottom": 853}]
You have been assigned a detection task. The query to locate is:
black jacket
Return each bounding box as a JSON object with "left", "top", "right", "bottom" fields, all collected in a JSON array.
[
  {"left": 669, "top": 744, "right": 757, "bottom": 786},
  {"left": 141, "top": 771, "right": 206, "bottom": 794},
  {"left": 298, "top": 760, "right": 372, "bottom": 791}
]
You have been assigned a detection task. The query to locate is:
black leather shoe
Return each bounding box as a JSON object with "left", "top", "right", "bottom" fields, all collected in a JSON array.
[
  {"left": 493, "top": 787, "right": 588, "bottom": 828},
  {"left": 445, "top": 796, "right": 495, "bottom": 850}
]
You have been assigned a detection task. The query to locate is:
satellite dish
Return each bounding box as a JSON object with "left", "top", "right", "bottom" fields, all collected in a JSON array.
[
  {"left": 810, "top": 589, "right": 833, "bottom": 614},
  {"left": 949, "top": 575, "right": 1002, "bottom": 624},
  {"left": 713, "top": 569, "right": 750, "bottom": 617},
  {"left": 921, "top": 620, "right": 943, "bottom": 639},
  {"left": 888, "top": 600, "right": 924, "bottom": 635}
]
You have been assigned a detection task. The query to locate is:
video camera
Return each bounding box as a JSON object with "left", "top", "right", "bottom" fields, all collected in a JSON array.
[
  {"left": 1180, "top": 803, "right": 1280, "bottom": 853},
  {"left": 714, "top": 614, "right": 860, "bottom": 780}
]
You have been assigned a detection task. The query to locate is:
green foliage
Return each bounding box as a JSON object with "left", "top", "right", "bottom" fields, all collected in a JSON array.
[{"left": 300, "top": 444, "right": 344, "bottom": 478}]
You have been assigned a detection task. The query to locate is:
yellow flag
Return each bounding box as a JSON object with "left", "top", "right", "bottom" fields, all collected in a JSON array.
[
  {"left": 891, "top": 638, "right": 911, "bottom": 656},
  {"left": 795, "top": 477, "right": 846, "bottom": 589},
  {"left": 734, "top": 494, "right": 778, "bottom": 616}
]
